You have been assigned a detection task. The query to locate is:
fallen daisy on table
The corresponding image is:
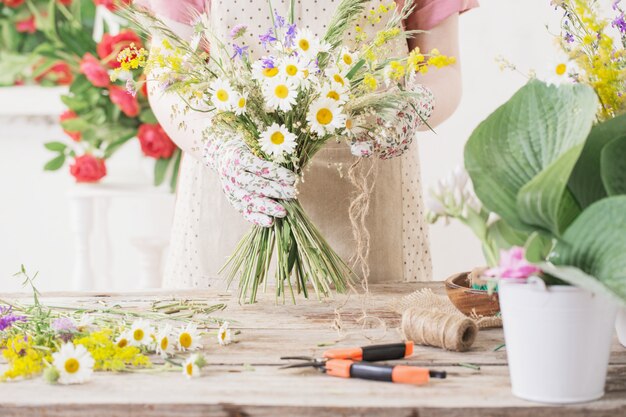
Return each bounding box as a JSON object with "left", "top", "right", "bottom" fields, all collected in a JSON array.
[
  {"left": 217, "top": 322, "right": 232, "bottom": 346},
  {"left": 177, "top": 323, "right": 202, "bottom": 351},
  {"left": 156, "top": 325, "right": 175, "bottom": 357},
  {"left": 182, "top": 354, "right": 207, "bottom": 379},
  {"left": 130, "top": 319, "right": 154, "bottom": 347},
  {"left": 50, "top": 343, "right": 95, "bottom": 385}
]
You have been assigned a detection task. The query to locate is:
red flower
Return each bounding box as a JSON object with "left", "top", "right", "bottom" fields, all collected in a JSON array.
[
  {"left": 15, "top": 15, "right": 36, "bottom": 33},
  {"left": 137, "top": 124, "right": 176, "bottom": 159},
  {"left": 59, "top": 110, "right": 82, "bottom": 142},
  {"left": 3, "top": 0, "right": 25, "bottom": 8},
  {"left": 35, "top": 61, "right": 73, "bottom": 86},
  {"left": 79, "top": 53, "right": 110, "bottom": 88},
  {"left": 108, "top": 85, "right": 139, "bottom": 117},
  {"left": 96, "top": 29, "right": 142, "bottom": 68},
  {"left": 93, "top": 0, "right": 131, "bottom": 11},
  {"left": 57, "top": 0, "right": 73, "bottom": 5},
  {"left": 70, "top": 155, "right": 107, "bottom": 183}
]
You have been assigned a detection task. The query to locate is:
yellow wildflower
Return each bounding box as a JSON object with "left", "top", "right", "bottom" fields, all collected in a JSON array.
[
  {"left": 363, "top": 73, "right": 378, "bottom": 91},
  {"left": 74, "top": 329, "right": 151, "bottom": 372},
  {"left": 117, "top": 43, "right": 149, "bottom": 71},
  {"left": 1, "top": 335, "right": 49, "bottom": 381}
]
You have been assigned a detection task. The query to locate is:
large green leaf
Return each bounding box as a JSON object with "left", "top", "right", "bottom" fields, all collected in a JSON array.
[
  {"left": 601, "top": 136, "right": 626, "bottom": 196},
  {"left": 568, "top": 113, "right": 626, "bottom": 207},
  {"left": 465, "top": 80, "right": 598, "bottom": 233},
  {"left": 551, "top": 196, "right": 626, "bottom": 301}
]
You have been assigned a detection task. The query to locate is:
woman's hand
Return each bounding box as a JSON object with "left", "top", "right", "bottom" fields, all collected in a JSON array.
[
  {"left": 350, "top": 84, "right": 434, "bottom": 159},
  {"left": 204, "top": 133, "right": 296, "bottom": 227}
]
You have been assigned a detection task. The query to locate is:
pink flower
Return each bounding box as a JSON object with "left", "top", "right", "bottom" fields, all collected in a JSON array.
[
  {"left": 15, "top": 15, "right": 36, "bottom": 33},
  {"left": 137, "top": 124, "right": 177, "bottom": 159},
  {"left": 93, "top": 0, "right": 131, "bottom": 11},
  {"left": 96, "top": 29, "right": 142, "bottom": 68},
  {"left": 79, "top": 53, "right": 110, "bottom": 88},
  {"left": 70, "top": 155, "right": 107, "bottom": 183},
  {"left": 3, "top": 0, "right": 25, "bottom": 8},
  {"left": 486, "top": 246, "right": 542, "bottom": 280},
  {"left": 59, "top": 110, "right": 81, "bottom": 142},
  {"left": 108, "top": 85, "right": 140, "bottom": 117}
]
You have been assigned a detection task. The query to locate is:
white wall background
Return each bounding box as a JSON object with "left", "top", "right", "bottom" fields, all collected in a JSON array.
[{"left": 0, "top": 0, "right": 561, "bottom": 292}]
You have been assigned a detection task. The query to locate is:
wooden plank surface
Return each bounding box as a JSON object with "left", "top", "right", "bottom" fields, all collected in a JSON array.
[{"left": 1, "top": 283, "right": 625, "bottom": 417}]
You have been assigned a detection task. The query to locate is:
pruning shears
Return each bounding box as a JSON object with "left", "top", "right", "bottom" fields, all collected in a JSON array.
[{"left": 281, "top": 341, "right": 446, "bottom": 385}]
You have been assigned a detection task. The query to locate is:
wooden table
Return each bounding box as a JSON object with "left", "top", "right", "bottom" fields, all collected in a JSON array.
[{"left": 1, "top": 283, "right": 625, "bottom": 417}]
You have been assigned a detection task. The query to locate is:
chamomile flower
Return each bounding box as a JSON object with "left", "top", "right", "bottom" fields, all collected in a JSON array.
[
  {"left": 320, "top": 82, "right": 349, "bottom": 103},
  {"left": 115, "top": 330, "right": 131, "bottom": 348},
  {"left": 233, "top": 92, "right": 248, "bottom": 115},
  {"left": 324, "top": 67, "right": 348, "bottom": 88},
  {"left": 217, "top": 322, "right": 233, "bottom": 346},
  {"left": 279, "top": 56, "right": 306, "bottom": 84},
  {"left": 155, "top": 325, "right": 174, "bottom": 357},
  {"left": 294, "top": 29, "right": 321, "bottom": 59},
  {"left": 338, "top": 47, "right": 358, "bottom": 69},
  {"left": 252, "top": 59, "right": 280, "bottom": 82},
  {"left": 542, "top": 57, "right": 577, "bottom": 86},
  {"left": 209, "top": 78, "right": 235, "bottom": 111},
  {"left": 259, "top": 123, "right": 298, "bottom": 156},
  {"left": 52, "top": 343, "right": 95, "bottom": 385},
  {"left": 177, "top": 323, "right": 202, "bottom": 351},
  {"left": 182, "top": 355, "right": 201, "bottom": 379},
  {"left": 307, "top": 98, "right": 346, "bottom": 136},
  {"left": 264, "top": 78, "right": 298, "bottom": 112},
  {"left": 129, "top": 319, "right": 153, "bottom": 347}
]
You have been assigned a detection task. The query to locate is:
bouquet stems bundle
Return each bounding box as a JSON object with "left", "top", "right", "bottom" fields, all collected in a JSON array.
[{"left": 126, "top": 0, "right": 453, "bottom": 303}]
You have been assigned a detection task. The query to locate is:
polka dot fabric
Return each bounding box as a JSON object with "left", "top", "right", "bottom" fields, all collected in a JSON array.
[{"left": 162, "top": 0, "right": 432, "bottom": 288}]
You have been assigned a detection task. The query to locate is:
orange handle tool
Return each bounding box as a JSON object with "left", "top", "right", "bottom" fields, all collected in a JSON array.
[
  {"left": 323, "top": 342, "right": 414, "bottom": 361},
  {"left": 324, "top": 359, "right": 442, "bottom": 385}
]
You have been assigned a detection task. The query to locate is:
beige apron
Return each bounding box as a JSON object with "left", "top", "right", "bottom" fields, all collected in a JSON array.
[{"left": 163, "top": 0, "right": 432, "bottom": 288}]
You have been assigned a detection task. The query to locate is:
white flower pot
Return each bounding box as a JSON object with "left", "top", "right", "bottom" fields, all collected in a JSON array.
[
  {"left": 617, "top": 308, "right": 626, "bottom": 348},
  {"left": 499, "top": 278, "right": 618, "bottom": 404}
]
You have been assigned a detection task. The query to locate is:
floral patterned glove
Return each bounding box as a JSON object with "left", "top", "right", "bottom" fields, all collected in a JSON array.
[
  {"left": 350, "top": 84, "right": 434, "bottom": 160},
  {"left": 203, "top": 132, "right": 296, "bottom": 227}
]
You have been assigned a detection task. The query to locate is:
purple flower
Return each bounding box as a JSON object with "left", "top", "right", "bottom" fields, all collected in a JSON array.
[
  {"left": 0, "top": 306, "right": 26, "bottom": 332},
  {"left": 261, "top": 56, "right": 276, "bottom": 69},
  {"left": 51, "top": 317, "right": 77, "bottom": 333},
  {"left": 485, "top": 247, "right": 542, "bottom": 280},
  {"left": 274, "top": 11, "right": 286, "bottom": 28},
  {"left": 612, "top": 15, "right": 626, "bottom": 34},
  {"left": 230, "top": 24, "right": 248, "bottom": 39},
  {"left": 564, "top": 32, "right": 574, "bottom": 43},
  {"left": 613, "top": 1, "right": 622, "bottom": 11},
  {"left": 231, "top": 44, "right": 249, "bottom": 59},
  {"left": 284, "top": 24, "right": 297, "bottom": 47},
  {"left": 259, "top": 29, "right": 277, "bottom": 48}
]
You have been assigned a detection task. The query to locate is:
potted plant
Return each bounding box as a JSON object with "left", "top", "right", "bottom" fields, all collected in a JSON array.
[{"left": 463, "top": 79, "right": 625, "bottom": 404}]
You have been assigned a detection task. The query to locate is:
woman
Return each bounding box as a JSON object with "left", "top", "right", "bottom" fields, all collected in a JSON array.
[{"left": 142, "top": 0, "right": 478, "bottom": 289}]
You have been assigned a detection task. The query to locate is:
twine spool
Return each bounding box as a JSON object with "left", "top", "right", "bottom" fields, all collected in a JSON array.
[{"left": 401, "top": 307, "right": 478, "bottom": 352}]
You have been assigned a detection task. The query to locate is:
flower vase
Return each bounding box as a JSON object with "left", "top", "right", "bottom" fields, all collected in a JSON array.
[{"left": 498, "top": 278, "right": 618, "bottom": 404}]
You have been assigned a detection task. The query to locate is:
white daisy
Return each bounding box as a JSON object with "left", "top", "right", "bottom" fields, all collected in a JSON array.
[
  {"left": 217, "top": 322, "right": 233, "bottom": 346},
  {"left": 294, "top": 29, "right": 321, "bottom": 60},
  {"left": 129, "top": 319, "right": 153, "bottom": 347},
  {"left": 155, "top": 325, "right": 174, "bottom": 357},
  {"left": 307, "top": 98, "right": 346, "bottom": 136},
  {"left": 338, "top": 47, "right": 358, "bottom": 69},
  {"left": 252, "top": 59, "right": 280, "bottom": 83},
  {"left": 177, "top": 322, "right": 202, "bottom": 351},
  {"left": 279, "top": 56, "right": 306, "bottom": 84},
  {"left": 182, "top": 355, "right": 201, "bottom": 379},
  {"left": 259, "top": 123, "right": 298, "bottom": 157},
  {"left": 209, "top": 78, "right": 235, "bottom": 111},
  {"left": 52, "top": 343, "right": 95, "bottom": 385},
  {"left": 324, "top": 67, "right": 349, "bottom": 88},
  {"left": 233, "top": 92, "right": 248, "bottom": 115},
  {"left": 320, "top": 82, "right": 349, "bottom": 103},
  {"left": 115, "top": 330, "right": 131, "bottom": 348},
  {"left": 264, "top": 78, "right": 298, "bottom": 112}
]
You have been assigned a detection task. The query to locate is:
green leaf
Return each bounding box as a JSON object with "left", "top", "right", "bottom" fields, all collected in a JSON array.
[
  {"left": 568, "top": 113, "right": 626, "bottom": 208},
  {"left": 551, "top": 196, "right": 626, "bottom": 302},
  {"left": 600, "top": 136, "right": 626, "bottom": 196},
  {"left": 154, "top": 157, "right": 170, "bottom": 186},
  {"left": 44, "top": 154, "right": 66, "bottom": 171},
  {"left": 44, "top": 142, "right": 67, "bottom": 152},
  {"left": 487, "top": 218, "right": 528, "bottom": 249},
  {"left": 464, "top": 80, "right": 598, "bottom": 234},
  {"left": 61, "top": 117, "right": 91, "bottom": 132},
  {"left": 524, "top": 232, "right": 554, "bottom": 263},
  {"left": 139, "top": 109, "right": 158, "bottom": 124}
]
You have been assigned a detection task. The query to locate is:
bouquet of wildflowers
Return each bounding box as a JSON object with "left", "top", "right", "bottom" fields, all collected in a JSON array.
[{"left": 127, "top": 0, "right": 454, "bottom": 303}]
